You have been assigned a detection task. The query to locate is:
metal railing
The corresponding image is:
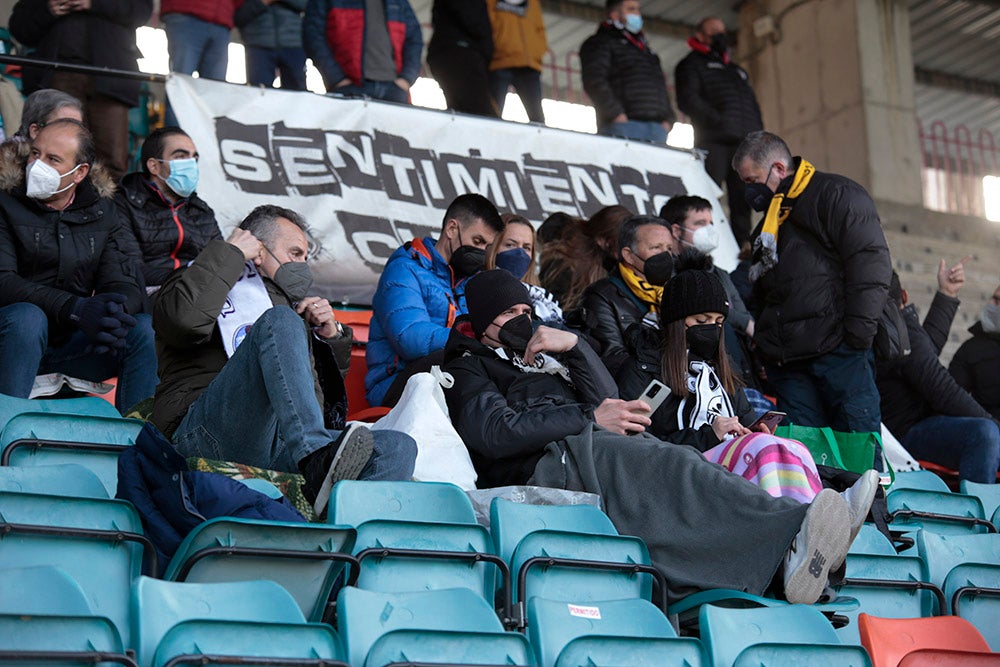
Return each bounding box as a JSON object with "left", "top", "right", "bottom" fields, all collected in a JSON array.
[{"left": 919, "top": 119, "right": 999, "bottom": 218}]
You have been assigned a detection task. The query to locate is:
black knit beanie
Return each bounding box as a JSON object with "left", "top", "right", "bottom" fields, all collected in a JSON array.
[
  {"left": 660, "top": 249, "right": 730, "bottom": 324},
  {"left": 465, "top": 269, "right": 532, "bottom": 337}
]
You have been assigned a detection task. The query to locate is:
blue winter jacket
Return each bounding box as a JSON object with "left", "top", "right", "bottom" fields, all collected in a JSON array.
[
  {"left": 117, "top": 422, "right": 304, "bottom": 576},
  {"left": 366, "top": 237, "right": 468, "bottom": 406}
]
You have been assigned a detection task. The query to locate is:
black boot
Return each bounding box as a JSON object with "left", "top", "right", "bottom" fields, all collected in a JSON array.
[{"left": 299, "top": 423, "right": 374, "bottom": 516}]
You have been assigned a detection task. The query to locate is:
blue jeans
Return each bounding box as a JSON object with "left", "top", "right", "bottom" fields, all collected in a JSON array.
[
  {"left": 902, "top": 415, "right": 1000, "bottom": 484},
  {"left": 245, "top": 46, "right": 307, "bottom": 90},
  {"left": 600, "top": 120, "right": 667, "bottom": 144},
  {"left": 172, "top": 307, "right": 416, "bottom": 479},
  {"left": 766, "top": 343, "right": 882, "bottom": 434},
  {"left": 490, "top": 67, "right": 544, "bottom": 123},
  {"left": 332, "top": 80, "right": 409, "bottom": 104},
  {"left": 162, "top": 13, "right": 230, "bottom": 79},
  {"left": 0, "top": 302, "right": 157, "bottom": 414}
]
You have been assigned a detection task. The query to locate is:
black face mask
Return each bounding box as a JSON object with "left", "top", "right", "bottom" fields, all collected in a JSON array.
[
  {"left": 643, "top": 252, "right": 675, "bottom": 286},
  {"left": 744, "top": 165, "right": 776, "bottom": 213},
  {"left": 497, "top": 313, "right": 534, "bottom": 353},
  {"left": 709, "top": 32, "right": 728, "bottom": 54},
  {"left": 686, "top": 323, "right": 722, "bottom": 360},
  {"left": 448, "top": 229, "right": 486, "bottom": 278}
]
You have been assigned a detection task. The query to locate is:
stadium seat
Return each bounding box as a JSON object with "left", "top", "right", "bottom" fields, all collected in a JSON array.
[
  {"left": 897, "top": 649, "right": 1000, "bottom": 665},
  {"left": 338, "top": 587, "right": 532, "bottom": 667},
  {"left": 237, "top": 476, "right": 284, "bottom": 499},
  {"left": 527, "top": 596, "right": 704, "bottom": 667},
  {"left": 0, "top": 394, "right": 120, "bottom": 432},
  {"left": 163, "top": 517, "right": 358, "bottom": 622},
  {"left": 961, "top": 480, "right": 1000, "bottom": 524},
  {"left": 133, "top": 577, "right": 346, "bottom": 667},
  {"left": 328, "top": 480, "right": 478, "bottom": 526},
  {"left": 333, "top": 309, "right": 390, "bottom": 422},
  {"left": 849, "top": 524, "right": 899, "bottom": 556},
  {"left": 0, "top": 462, "right": 108, "bottom": 499},
  {"left": 858, "top": 613, "right": 994, "bottom": 667},
  {"left": 0, "top": 491, "right": 152, "bottom": 648},
  {"left": 888, "top": 488, "right": 994, "bottom": 536},
  {"left": 1, "top": 413, "right": 143, "bottom": 496},
  {"left": 700, "top": 604, "right": 872, "bottom": 666},
  {"left": 890, "top": 470, "right": 951, "bottom": 493}
]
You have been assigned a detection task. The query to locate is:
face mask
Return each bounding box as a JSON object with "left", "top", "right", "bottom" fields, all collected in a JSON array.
[
  {"left": 495, "top": 248, "right": 532, "bottom": 280},
  {"left": 497, "top": 313, "right": 534, "bottom": 353},
  {"left": 448, "top": 228, "right": 486, "bottom": 278},
  {"left": 683, "top": 224, "right": 719, "bottom": 253},
  {"left": 686, "top": 323, "right": 722, "bottom": 360},
  {"left": 709, "top": 33, "right": 728, "bottom": 54},
  {"left": 642, "top": 252, "right": 674, "bottom": 286},
  {"left": 624, "top": 13, "right": 643, "bottom": 33},
  {"left": 25, "top": 159, "right": 82, "bottom": 200},
  {"left": 270, "top": 258, "right": 314, "bottom": 302},
  {"left": 744, "top": 165, "right": 776, "bottom": 213},
  {"left": 981, "top": 303, "right": 1000, "bottom": 334},
  {"left": 162, "top": 157, "right": 198, "bottom": 198}
]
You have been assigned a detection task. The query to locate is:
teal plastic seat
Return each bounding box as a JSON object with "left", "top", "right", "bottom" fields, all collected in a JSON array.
[
  {"left": 0, "top": 394, "right": 120, "bottom": 432},
  {"left": 339, "top": 587, "right": 532, "bottom": 667},
  {"left": 133, "top": 577, "right": 345, "bottom": 667},
  {"left": 527, "top": 596, "right": 704, "bottom": 667},
  {"left": 0, "top": 564, "right": 94, "bottom": 616},
  {"left": 961, "top": 480, "right": 1000, "bottom": 524},
  {"left": 890, "top": 470, "right": 951, "bottom": 493},
  {"left": 490, "top": 499, "right": 618, "bottom": 565},
  {"left": 327, "top": 480, "right": 477, "bottom": 526},
  {"left": 1, "top": 413, "right": 143, "bottom": 496},
  {"left": 0, "top": 463, "right": 108, "bottom": 498},
  {"left": 0, "top": 491, "right": 149, "bottom": 647},
  {"left": 888, "top": 488, "right": 992, "bottom": 536},
  {"left": 163, "top": 517, "right": 357, "bottom": 622},
  {"left": 237, "top": 477, "right": 283, "bottom": 499},
  {"left": 849, "top": 524, "right": 899, "bottom": 556},
  {"left": 700, "top": 604, "right": 872, "bottom": 666}
]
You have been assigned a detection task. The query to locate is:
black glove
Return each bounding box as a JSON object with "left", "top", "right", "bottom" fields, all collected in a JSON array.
[{"left": 69, "top": 293, "right": 136, "bottom": 354}]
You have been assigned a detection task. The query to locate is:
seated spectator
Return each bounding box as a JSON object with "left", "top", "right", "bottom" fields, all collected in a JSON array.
[
  {"left": 539, "top": 204, "right": 629, "bottom": 311},
  {"left": 485, "top": 213, "right": 562, "bottom": 323},
  {"left": 877, "top": 271, "right": 999, "bottom": 483},
  {"left": 115, "top": 127, "right": 222, "bottom": 289},
  {"left": 578, "top": 214, "right": 674, "bottom": 375},
  {"left": 950, "top": 281, "right": 1000, "bottom": 421},
  {"left": 615, "top": 252, "right": 826, "bottom": 502},
  {"left": 0, "top": 119, "right": 155, "bottom": 413},
  {"left": 152, "top": 205, "right": 416, "bottom": 515},
  {"left": 11, "top": 88, "right": 83, "bottom": 142},
  {"left": 442, "top": 269, "right": 876, "bottom": 604},
  {"left": 536, "top": 210, "right": 578, "bottom": 247},
  {"left": 366, "top": 194, "right": 504, "bottom": 407},
  {"left": 235, "top": 0, "right": 309, "bottom": 90},
  {"left": 304, "top": 0, "right": 422, "bottom": 103},
  {"left": 427, "top": 0, "right": 497, "bottom": 117}
]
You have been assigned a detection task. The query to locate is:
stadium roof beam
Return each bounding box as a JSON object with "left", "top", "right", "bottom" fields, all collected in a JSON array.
[{"left": 915, "top": 67, "right": 1000, "bottom": 100}]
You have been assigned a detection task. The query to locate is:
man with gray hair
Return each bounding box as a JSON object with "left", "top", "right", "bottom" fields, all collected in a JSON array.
[
  {"left": 12, "top": 89, "right": 83, "bottom": 142},
  {"left": 152, "top": 204, "right": 416, "bottom": 515},
  {"left": 733, "top": 130, "right": 891, "bottom": 434}
]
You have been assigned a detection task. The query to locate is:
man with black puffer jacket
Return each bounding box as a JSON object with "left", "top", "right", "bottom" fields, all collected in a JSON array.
[
  {"left": 950, "top": 283, "right": 1000, "bottom": 422},
  {"left": 580, "top": 0, "right": 674, "bottom": 143}
]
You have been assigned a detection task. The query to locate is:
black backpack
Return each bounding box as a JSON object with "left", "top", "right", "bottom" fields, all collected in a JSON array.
[{"left": 873, "top": 296, "right": 911, "bottom": 362}]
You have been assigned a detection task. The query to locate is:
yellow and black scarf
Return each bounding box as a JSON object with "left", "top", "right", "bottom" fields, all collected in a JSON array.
[
  {"left": 748, "top": 158, "right": 815, "bottom": 283},
  {"left": 618, "top": 262, "right": 662, "bottom": 312}
]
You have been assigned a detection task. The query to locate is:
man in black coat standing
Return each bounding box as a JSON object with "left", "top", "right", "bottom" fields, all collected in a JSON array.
[
  {"left": 675, "top": 16, "right": 763, "bottom": 247},
  {"left": 580, "top": 0, "right": 674, "bottom": 143}
]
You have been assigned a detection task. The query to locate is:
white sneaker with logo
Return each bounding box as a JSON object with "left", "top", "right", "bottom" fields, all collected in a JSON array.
[{"left": 784, "top": 488, "right": 850, "bottom": 604}]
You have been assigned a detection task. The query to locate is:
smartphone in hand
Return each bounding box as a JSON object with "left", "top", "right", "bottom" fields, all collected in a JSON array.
[
  {"left": 750, "top": 410, "right": 787, "bottom": 431},
  {"left": 636, "top": 379, "right": 670, "bottom": 416}
]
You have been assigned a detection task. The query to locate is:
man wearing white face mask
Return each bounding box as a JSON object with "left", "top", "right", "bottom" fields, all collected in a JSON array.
[
  {"left": 951, "top": 283, "right": 1000, "bottom": 422},
  {"left": 115, "top": 127, "right": 223, "bottom": 290},
  {"left": 0, "top": 119, "right": 156, "bottom": 414}
]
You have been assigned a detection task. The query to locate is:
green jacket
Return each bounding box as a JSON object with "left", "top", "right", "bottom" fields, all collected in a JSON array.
[{"left": 150, "top": 239, "right": 352, "bottom": 438}]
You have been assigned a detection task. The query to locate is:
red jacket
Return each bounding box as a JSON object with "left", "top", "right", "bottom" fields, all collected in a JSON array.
[{"left": 160, "top": 0, "right": 235, "bottom": 29}]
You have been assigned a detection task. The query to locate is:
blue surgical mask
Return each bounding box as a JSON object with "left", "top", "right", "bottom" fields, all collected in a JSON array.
[
  {"left": 624, "top": 13, "right": 643, "bottom": 33},
  {"left": 162, "top": 157, "right": 199, "bottom": 198},
  {"left": 495, "top": 247, "right": 532, "bottom": 280}
]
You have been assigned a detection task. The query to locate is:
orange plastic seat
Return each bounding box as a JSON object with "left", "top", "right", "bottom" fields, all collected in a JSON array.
[
  {"left": 858, "top": 613, "right": 993, "bottom": 667},
  {"left": 333, "top": 309, "right": 390, "bottom": 422},
  {"left": 898, "top": 649, "right": 1000, "bottom": 666}
]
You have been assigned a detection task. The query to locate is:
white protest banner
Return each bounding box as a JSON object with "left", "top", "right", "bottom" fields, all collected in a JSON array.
[{"left": 168, "top": 74, "right": 737, "bottom": 305}]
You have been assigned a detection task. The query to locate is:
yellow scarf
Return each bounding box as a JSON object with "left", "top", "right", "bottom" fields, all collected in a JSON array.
[
  {"left": 749, "top": 158, "right": 816, "bottom": 283},
  {"left": 618, "top": 262, "right": 662, "bottom": 312}
]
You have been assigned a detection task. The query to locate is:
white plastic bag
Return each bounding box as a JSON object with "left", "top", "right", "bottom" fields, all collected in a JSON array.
[
  {"left": 881, "top": 422, "right": 920, "bottom": 473},
  {"left": 369, "top": 369, "right": 478, "bottom": 490}
]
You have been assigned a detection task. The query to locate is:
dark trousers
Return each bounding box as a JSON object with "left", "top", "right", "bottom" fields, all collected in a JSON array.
[
  {"left": 245, "top": 46, "right": 308, "bottom": 90},
  {"left": 490, "top": 66, "right": 544, "bottom": 123},
  {"left": 49, "top": 71, "right": 131, "bottom": 180},
  {"left": 427, "top": 46, "right": 498, "bottom": 118},
  {"left": 702, "top": 140, "right": 752, "bottom": 248}
]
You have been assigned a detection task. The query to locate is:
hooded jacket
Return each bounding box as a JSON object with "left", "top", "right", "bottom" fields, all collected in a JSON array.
[
  {"left": 950, "top": 321, "right": 1000, "bottom": 421},
  {"left": 235, "top": 0, "right": 308, "bottom": 50},
  {"left": 114, "top": 172, "right": 223, "bottom": 288},
  {"left": 0, "top": 140, "right": 144, "bottom": 338},
  {"left": 441, "top": 319, "right": 618, "bottom": 488},
  {"left": 366, "top": 237, "right": 468, "bottom": 406},
  {"left": 486, "top": 0, "right": 547, "bottom": 72}
]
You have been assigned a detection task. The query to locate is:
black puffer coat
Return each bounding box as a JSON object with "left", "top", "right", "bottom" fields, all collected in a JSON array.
[
  {"left": 579, "top": 21, "right": 675, "bottom": 127},
  {"left": 115, "top": 173, "right": 223, "bottom": 288},
  {"left": 427, "top": 0, "right": 494, "bottom": 64},
  {"left": 442, "top": 319, "right": 618, "bottom": 488},
  {"left": 0, "top": 141, "right": 144, "bottom": 335},
  {"left": 751, "top": 161, "right": 891, "bottom": 364},
  {"left": 10, "top": 0, "right": 153, "bottom": 107},
  {"left": 674, "top": 47, "right": 763, "bottom": 145},
  {"left": 950, "top": 322, "right": 1000, "bottom": 421}
]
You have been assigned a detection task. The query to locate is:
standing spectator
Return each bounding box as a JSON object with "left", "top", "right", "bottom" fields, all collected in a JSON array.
[
  {"left": 303, "top": 0, "right": 422, "bottom": 103},
  {"left": 160, "top": 1, "right": 234, "bottom": 81},
  {"left": 11, "top": 88, "right": 82, "bottom": 143},
  {"left": 486, "top": 0, "right": 547, "bottom": 123},
  {"left": 733, "top": 131, "right": 891, "bottom": 434},
  {"left": 235, "top": 0, "right": 309, "bottom": 90},
  {"left": 9, "top": 0, "right": 153, "bottom": 179},
  {"left": 675, "top": 17, "right": 763, "bottom": 247},
  {"left": 114, "top": 127, "right": 223, "bottom": 289},
  {"left": 0, "top": 120, "right": 156, "bottom": 413},
  {"left": 426, "top": 0, "right": 497, "bottom": 117},
  {"left": 951, "top": 282, "right": 1000, "bottom": 421},
  {"left": 579, "top": 0, "right": 674, "bottom": 143}
]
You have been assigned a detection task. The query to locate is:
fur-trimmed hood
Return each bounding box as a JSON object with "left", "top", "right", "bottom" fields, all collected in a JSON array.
[{"left": 0, "top": 138, "right": 117, "bottom": 199}]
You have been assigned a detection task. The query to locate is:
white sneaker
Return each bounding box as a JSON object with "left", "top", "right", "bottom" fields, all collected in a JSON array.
[
  {"left": 842, "top": 469, "right": 880, "bottom": 545},
  {"left": 784, "top": 488, "right": 850, "bottom": 604}
]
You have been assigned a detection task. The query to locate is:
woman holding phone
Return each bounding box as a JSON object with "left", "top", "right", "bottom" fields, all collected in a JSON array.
[{"left": 617, "top": 250, "right": 824, "bottom": 502}]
